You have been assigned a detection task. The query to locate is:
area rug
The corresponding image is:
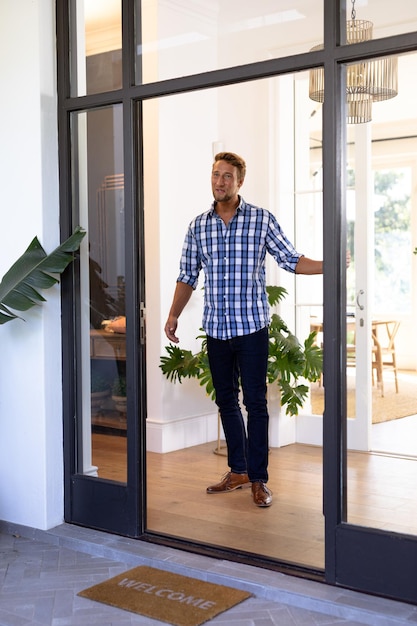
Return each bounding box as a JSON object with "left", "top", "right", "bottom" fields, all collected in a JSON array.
[
  {"left": 310, "top": 371, "right": 417, "bottom": 423},
  {"left": 78, "top": 565, "right": 252, "bottom": 626}
]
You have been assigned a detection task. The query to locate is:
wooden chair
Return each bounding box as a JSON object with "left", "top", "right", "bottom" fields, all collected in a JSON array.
[
  {"left": 346, "top": 319, "right": 400, "bottom": 397},
  {"left": 371, "top": 320, "right": 400, "bottom": 397},
  {"left": 346, "top": 318, "right": 357, "bottom": 369}
]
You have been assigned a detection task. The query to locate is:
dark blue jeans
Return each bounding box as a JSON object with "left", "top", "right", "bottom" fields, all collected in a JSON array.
[{"left": 207, "top": 327, "right": 269, "bottom": 483}]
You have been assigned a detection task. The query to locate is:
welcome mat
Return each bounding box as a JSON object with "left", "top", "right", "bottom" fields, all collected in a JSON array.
[{"left": 78, "top": 565, "right": 252, "bottom": 626}]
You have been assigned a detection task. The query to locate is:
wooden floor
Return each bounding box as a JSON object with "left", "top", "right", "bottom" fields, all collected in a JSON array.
[{"left": 92, "top": 434, "right": 417, "bottom": 571}]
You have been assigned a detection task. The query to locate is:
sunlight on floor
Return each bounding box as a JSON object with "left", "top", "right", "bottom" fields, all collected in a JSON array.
[{"left": 372, "top": 414, "right": 417, "bottom": 456}]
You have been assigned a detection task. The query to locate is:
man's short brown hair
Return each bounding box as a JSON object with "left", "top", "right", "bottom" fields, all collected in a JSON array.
[{"left": 214, "top": 152, "right": 246, "bottom": 182}]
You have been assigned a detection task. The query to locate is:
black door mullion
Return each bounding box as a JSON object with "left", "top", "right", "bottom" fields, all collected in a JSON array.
[
  {"left": 123, "top": 93, "right": 146, "bottom": 536},
  {"left": 322, "top": 0, "right": 348, "bottom": 584}
]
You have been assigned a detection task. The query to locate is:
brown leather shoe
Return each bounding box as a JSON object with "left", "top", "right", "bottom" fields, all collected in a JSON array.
[
  {"left": 206, "top": 471, "right": 250, "bottom": 494},
  {"left": 251, "top": 482, "right": 272, "bottom": 507}
]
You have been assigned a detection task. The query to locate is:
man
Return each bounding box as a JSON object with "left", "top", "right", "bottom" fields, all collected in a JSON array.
[{"left": 164, "top": 152, "right": 323, "bottom": 507}]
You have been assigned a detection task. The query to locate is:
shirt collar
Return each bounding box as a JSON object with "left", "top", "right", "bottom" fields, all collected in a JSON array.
[{"left": 210, "top": 196, "right": 245, "bottom": 216}]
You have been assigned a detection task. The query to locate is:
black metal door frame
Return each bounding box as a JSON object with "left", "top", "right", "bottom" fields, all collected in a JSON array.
[{"left": 57, "top": 0, "right": 417, "bottom": 601}]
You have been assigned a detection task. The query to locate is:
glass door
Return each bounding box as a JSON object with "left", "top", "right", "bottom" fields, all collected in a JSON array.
[
  {"left": 60, "top": 0, "right": 145, "bottom": 536},
  {"left": 332, "top": 50, "right": 417, "bottom": 602}
]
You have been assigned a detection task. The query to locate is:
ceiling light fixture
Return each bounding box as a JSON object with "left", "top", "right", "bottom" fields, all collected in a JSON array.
[{"left": 309, "top": 0, "right": 398, "bottom": 124}]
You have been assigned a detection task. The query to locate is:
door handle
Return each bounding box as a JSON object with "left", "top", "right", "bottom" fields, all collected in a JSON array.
[{"left": 356, "top": 289, "right": 365, "bottom": 311}]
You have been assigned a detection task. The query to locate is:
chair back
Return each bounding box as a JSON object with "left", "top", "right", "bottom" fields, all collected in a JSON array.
[{"left": 372, "top": 320, "right": 400, "bottom": 353}]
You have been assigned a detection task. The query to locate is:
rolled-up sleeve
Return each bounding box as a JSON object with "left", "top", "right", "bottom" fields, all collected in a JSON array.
[
  {"left": 266, "top": 213, "right": 302, "bottom": 273},
  {"left": 176, "top": 225, "right": 201, "bottom": 289}
]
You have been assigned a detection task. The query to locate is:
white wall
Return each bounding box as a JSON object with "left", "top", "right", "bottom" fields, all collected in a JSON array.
[
  {"left": 144, "top": 86, "right": 220, "bottom": 453},
  {"left": 0, "top": 0, "right": 63, "bottom": 529},
  {"left": 143, "top": 61, "right": 302, "bottom": 452},
  {"left": 143, "top": 5, "right": 221, "bottom": 452}
]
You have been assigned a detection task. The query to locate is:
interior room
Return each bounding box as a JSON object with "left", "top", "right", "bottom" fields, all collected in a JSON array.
[{"left": 81, "top": 0, "right": 417, "bottom": 572}]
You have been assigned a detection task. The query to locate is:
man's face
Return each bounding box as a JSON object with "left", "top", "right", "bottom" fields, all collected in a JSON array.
[{"left": 211, "top": 160, "right": 243, "bottom": 203}]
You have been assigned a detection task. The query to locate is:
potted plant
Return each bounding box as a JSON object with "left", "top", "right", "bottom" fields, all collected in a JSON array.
[
  {"left": 0, "top": 226, "right": 86, "bottom": 324},
  {"left": 159, "top": 285, "right": 323, "bottom": 416},
  {"left": 90, "top": 371, "right": 111, "bottom": 411},
  {"left": 112, "top": 374, "right": 127, "bottom": 414}
]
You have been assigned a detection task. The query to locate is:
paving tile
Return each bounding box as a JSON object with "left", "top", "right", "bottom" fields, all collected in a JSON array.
[{"left": 1, "top": 523, "right": 417, "bottom": 625}]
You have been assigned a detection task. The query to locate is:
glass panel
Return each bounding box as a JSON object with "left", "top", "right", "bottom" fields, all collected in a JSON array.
[
  {"left": 345, "top": 52, "right": 417, "bottom": 534},
  {"left": 71, "top": 104, "right": 127, "bottom": 482},
  {"left": 144, "top": 73, "right": 324, "bottom": 569},
  {"left": 70, "top": 0, "right": 122, "bottom": 97},
  {"left": 295, "top": 74, "right": 324, "bottom": 421},
  {"left": 138, "top": 1, "right": 323, "bottom": 84},
  {"left": 343, "top": 0, "right": 417, "bottom": 42}
]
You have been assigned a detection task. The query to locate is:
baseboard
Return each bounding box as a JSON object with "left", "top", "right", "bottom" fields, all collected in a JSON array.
[{"left": 146, "top": 411, "right": 219, "bottom": 453}]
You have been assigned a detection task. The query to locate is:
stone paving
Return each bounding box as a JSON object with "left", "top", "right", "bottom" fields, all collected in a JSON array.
[{"left": 1, "top": 522, "right": 417, "bottom": 625}]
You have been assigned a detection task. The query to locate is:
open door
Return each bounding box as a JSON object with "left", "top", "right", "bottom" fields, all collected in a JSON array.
[{"left": 325, "top": 50, "right": 417, "bottom": 602}]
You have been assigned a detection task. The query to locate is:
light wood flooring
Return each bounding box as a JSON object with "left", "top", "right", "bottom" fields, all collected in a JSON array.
[{"left": 92, "top": 434, "right": 417, "bottom": 571}]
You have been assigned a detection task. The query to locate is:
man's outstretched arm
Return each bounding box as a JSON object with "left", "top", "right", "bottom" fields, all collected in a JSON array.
[{"left": 295, "top": 256, "right": 323, "bottom": 275}]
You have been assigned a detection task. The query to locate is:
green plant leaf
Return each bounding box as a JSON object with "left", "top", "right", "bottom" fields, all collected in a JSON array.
[
  {"left": 302, "top": 332, "right": 323, "bottom": 381},
  {"left": 0, "top": 226, "right": 86, "bottom": 324},
  {"left": 266, "top": 285, "right": 288, "bottom": 307},
  {"left": 278, "top": 380, "right": 309, "bottom": 416},
  {"left": 159, "top": 344, "right": 201, "bottom": 383},
  {"left": 196, "top": 349, "right": 215, "bottom": 399},
  {"left": 112, "top": 375, "right": 127, "bottom": 396},
  {"left": 159, "top": 286, "right": 324, "bottom": 416},
  {"left": 267, "top": 313, "right": 305, "bottom": 383}
]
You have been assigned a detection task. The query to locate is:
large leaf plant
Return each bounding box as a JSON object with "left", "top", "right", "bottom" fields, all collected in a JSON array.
[
  {"left": 160, "top": 285, "right": 323, "bottom": 416},
  {"left": 0, "top": 226, "right": 86, "bottom": 324}
]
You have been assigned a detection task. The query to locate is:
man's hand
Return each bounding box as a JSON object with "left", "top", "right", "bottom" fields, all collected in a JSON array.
[
  {"left": 104, "top": 316, "right": 126, "bottom": 334},
  {"left": 163, "top": 283, "right": 193, "bottom": 343},
  {"left": 164, "top": 317, "right": 179, "bottom": 343}
]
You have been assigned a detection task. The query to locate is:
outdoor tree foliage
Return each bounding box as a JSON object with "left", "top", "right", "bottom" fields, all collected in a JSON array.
[{"left": 347, "top": 168, "right": 412, "bottom": 311}]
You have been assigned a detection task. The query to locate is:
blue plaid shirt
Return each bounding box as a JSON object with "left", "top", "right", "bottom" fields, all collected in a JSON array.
[{"left": 177, "top": 197, "right": 302, "bottom": 340}]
